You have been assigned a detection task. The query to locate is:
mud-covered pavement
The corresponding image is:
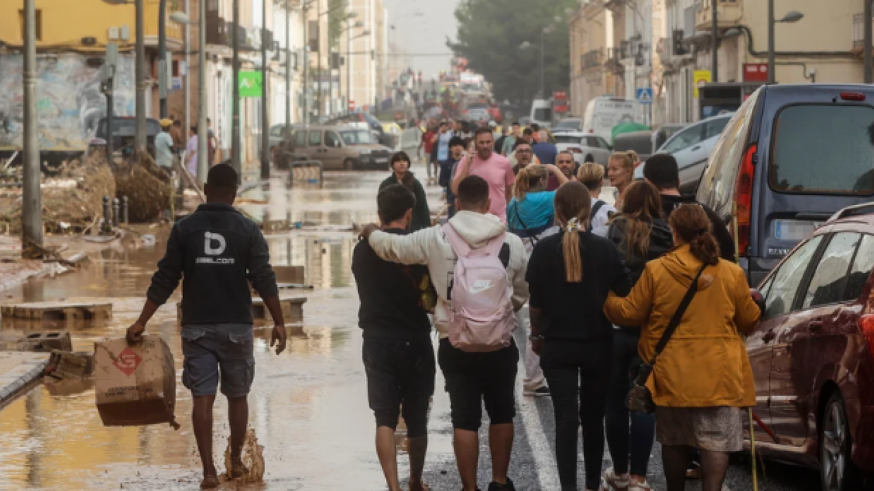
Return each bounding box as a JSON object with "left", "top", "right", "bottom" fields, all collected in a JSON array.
[{"left": 0, "top": 161, "right": 822, "bottom": 490}]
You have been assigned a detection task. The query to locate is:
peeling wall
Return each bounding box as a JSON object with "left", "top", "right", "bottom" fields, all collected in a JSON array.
[{"left": 0, "top": 53, "right": 135, "bottom": 152}]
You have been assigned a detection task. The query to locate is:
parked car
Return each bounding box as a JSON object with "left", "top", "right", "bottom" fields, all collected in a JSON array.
[
  {"left": 697, "top": 84, "right": 874, "bottom": 286},
  {"left": 614, "top": 131, "right": 653, "bottom": 161},
  {"left": 552, "top": 117, "right": 583, "bottom": 134},
  {"left": 582, "top": 96, "right": 643, "bottom": 142},
  {"left": 285, "top": 125, "right": 392, "bottom": 171},
  {"left": 553, "top": 132, "right": 612, "bottom": 166},
  {"left": 652, "top": 123, "right": 688, "bottom": 150},
  {"left": 745, "top": 204, "right": 874, "bottom": 491},
  {"left": 634, "top": 113, "right": 733, "bottom": 194},
  {"left": 326, "top": 112, "right": 391, "bottom": 147},
  {"left": 90, "top": 116, "right": 161, "bottom": 158}
]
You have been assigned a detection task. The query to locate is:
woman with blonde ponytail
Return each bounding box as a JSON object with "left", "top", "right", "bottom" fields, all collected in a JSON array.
[
  {"left": 506, "top": 163, "right": 569, "bottom": 253},
  {"left": 526, "top": 181, "right": 633, "bottom": 491}
]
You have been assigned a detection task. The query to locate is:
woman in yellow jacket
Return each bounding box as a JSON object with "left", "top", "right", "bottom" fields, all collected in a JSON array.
[{"left": 603, "top": 204, "right": 761, "bottom": 491}]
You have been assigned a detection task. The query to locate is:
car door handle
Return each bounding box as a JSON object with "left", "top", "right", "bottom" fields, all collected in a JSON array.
[
  {"left": 809, "top": 319, "right": 824, "bottom": 331},
  {"left": 763, "top": 329, "right": 776, "bottom": 343}
]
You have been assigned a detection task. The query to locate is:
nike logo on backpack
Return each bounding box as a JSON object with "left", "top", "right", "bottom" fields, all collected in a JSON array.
[{"left": 469, "top": 280, "right": 494, "bottom": 294}]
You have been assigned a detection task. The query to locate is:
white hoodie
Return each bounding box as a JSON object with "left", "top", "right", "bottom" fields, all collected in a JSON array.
[{"left": 368, "top": 210, "right": 529, "bottom": 338}]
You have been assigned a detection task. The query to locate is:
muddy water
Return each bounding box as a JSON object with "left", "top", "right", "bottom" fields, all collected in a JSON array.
[{"left": 0, "top": 163, "right": 451, "bottom": 490}]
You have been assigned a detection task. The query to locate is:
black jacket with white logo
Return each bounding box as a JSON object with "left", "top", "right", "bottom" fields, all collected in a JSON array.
[{"left": 147, "top": 203, "right": 278, "bottom": 325}]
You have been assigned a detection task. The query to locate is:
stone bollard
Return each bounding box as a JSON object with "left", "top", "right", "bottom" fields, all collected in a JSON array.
[
  {"left": 122, "top": 196, "right": 129, "bottom": 224},
  {"left": 102, "top": 196, "right": 112, "bottom": 233},
  {"left": 112, "top": 198, "right": 120, "bottom": 228}
]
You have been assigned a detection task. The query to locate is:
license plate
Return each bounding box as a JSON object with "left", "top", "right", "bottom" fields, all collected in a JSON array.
[{"left": 773, "top": 220, "right": 821, "bottom": 241}]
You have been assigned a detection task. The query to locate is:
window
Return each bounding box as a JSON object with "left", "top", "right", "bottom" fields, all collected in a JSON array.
[
  {"left": 340, "top": 129, "right": 371, "bottom": 145},
  {"left": 18, "top": 10, "right": 42, "bottom": 41},
  {"left": 533, "top": 108, "right": 552, "bottom": 122},
  {"left": 308, "top": 130, "right": 322, "bottom": 146},
  {"left": 325, "top": 131, "right": 340, "bottom": 148},
  {"left": 698, "top": 88, "right": 761, "bottom": 211},
  {"left": 270, "top": 126, "right": 284, "bottom": 137},
  {"left": 771, "top": 104, "right": 874, "bottom": 195},
  {"left": 704, "top": 116, "right": 731, "bottom": 139},
  {"left": 764, "top": 235, "right": 823, "bottom": 317},
  {"left": 662, "top": 124, "right": 703, "bottom": 153},
  {"left": 555, "top": 135, "right": 581, "bottom": 145},
  {"left": 802, "top": 233, "right": 861, "bottom": 309},
  {"left": 845, "top": 234, "right": 874, "bottom": 301},
  {"left": 596, "top": 137, "right": 611, "bottom": 149},
  {"left": 294, "top": 130, "right": 307, "bottom": 147}
]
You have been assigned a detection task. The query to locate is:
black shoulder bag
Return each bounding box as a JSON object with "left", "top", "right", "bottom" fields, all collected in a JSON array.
[{"left": 626, "top": 263, "right": 708, "bottom": 414}]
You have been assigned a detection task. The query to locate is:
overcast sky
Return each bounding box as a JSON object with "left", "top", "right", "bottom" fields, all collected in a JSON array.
[{"left": 382, "top": 0, "right": 460, "bottom": 77}]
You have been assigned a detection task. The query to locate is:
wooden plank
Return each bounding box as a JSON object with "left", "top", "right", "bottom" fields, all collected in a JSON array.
[{"left": 176, "top": 296, "right": 307, "bottom": 328}]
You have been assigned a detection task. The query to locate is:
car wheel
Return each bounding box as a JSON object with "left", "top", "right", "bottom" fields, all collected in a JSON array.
[
  {"left": 820, "top": 392, "right": 863, "bottom": 491},
  {"left": 343, "top": 158, "right": 354, "bottom": 170}
]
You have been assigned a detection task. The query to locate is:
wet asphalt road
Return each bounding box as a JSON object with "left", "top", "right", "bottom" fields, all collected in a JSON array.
[{"left": 0, "top": 159, "right": 824, "bottom": 490}]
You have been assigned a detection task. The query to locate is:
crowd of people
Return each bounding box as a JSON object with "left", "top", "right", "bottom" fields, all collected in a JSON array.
[{"left": 354, "top": 128, "right": 762, "bottom": 491}]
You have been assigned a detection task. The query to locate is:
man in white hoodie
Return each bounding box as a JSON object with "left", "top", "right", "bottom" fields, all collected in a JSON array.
[{"left": 360, "top": 175, "right": 528, "bottom": 491}]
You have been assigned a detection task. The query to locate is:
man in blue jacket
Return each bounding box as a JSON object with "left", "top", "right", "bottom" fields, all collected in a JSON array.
[{"left": 127, "top": 163, "right": 287, "bottom": 489}]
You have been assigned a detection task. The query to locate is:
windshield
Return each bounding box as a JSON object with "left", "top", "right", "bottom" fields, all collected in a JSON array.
[
  {"left": 662, "top": 125, "right": 702, "bottom": 154},
  {"left": 554, "top": 135, "right": 581, "bottom": 144},
  {"left": 533, "top": 108, "right": 552, "bottom": 122},
  {"left": 556, "top": 119, "right": 581, "bottom": 129},
  {"left": 340, "top": 130, "right": 372, "bottom": 145},
  {"left": 771, "top": 105, "right": 874, "bottom": 195}
]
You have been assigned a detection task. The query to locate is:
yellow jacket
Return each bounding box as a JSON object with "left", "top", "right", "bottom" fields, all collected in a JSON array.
[{"left": 604, "top": 245, "right": 761, "bottom": 408}]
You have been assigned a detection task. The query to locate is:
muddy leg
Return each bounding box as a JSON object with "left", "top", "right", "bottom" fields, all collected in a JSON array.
[
  {"left": 228, "top": 395, "right": 248, "bottom": 464},
  {"left": 192, "top": 395, "right": 218, "bottom": 480}
]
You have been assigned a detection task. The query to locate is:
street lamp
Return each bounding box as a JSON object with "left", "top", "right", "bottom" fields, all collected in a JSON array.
[{"left": 768, "top": 2, "right": 804, "bottom": 84}]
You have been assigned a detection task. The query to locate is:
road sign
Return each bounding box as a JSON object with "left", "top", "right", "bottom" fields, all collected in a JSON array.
[
  {"left": 636, "top": 87, "right": 653, "bottom": 105},
  {"left": 693, "top": 70, "right": 711, "bottom": 98},
  {"left": 348, "top": 100, "right": 356, "bottom": 111},
  {"left": 239, "top": 71, "right": 263, "bottom": 98},
  {"left": 171, "top": 77, "right": 183, "bottom": 91}
]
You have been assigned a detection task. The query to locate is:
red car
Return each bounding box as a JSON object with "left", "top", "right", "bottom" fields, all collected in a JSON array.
[{"left": 747, "top": 203, "right": 874, "bottom": 490}]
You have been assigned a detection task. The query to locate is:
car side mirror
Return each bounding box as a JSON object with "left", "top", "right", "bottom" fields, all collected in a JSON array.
[{"left": 750, "top": 288, "right": 766, "bottom": 314}]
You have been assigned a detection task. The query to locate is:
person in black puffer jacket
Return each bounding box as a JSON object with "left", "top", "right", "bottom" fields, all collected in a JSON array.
[{"left": 601, "top": 181, "right": 673, "bottom": 491}]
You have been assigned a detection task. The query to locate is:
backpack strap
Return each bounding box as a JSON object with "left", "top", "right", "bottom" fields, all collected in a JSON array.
[
  {"left": 588, "top": 200, "right": 606, "bottom": 232},
  {"left": 443, "top": 224, "right": 506, "bottom": 258}
]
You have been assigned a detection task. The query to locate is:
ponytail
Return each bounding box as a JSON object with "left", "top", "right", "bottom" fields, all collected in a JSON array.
[
  {"left": 562, "top": 221, "right": 583, "bottom": 283},
  {"left": 513, "top": 164, "right": 547, "bottom": 201},
  {"left": 690, "top": 231, "right": 720, "bottom": 266},
  {"left": 554, "top": 182, "right": 592, "bottom": 283}
]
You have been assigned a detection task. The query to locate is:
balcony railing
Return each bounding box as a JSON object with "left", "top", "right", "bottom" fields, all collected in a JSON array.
[
  {"left": 582, "top": 49, "right": 603, "bottom": 69},
  {"left": 695, "top": 0, "right": 741, "bottom": 31},
  {"left": 853, "top": 12, "right": 873, "bottom": 51}
]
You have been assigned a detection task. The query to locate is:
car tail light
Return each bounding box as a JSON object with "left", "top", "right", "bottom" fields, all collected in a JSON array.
[
  {"left": 734, "top": 143, "right": 757, "bottom": 256},
  {"left": 841, "top": 92, "right": 866, "bottom": 101},
  {"left": 861, "top": 315, "right": 874, "bottom": 358}
]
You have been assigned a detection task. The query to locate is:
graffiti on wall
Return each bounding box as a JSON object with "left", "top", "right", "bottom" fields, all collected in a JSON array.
[{"left": 0, "top": 53, "right": 135, "bottom": 151}]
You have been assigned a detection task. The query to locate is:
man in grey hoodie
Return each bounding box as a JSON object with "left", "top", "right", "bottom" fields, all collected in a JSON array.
[{"left": 360, "top": 175, "right": 528, "bottom": 491}]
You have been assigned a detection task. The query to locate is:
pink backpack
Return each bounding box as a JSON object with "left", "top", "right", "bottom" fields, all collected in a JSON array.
[{"left": 443, "top": 224, "right": 515, "bottom": 353}]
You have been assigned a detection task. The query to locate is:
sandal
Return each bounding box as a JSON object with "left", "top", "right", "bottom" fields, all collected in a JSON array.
[{"left": 603, "top": 468, "right": 629, "bottom": 490}]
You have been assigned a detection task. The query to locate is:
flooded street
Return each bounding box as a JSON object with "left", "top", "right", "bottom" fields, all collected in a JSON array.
[{"left": 0, "top": 161, "right": 822, "bottom": 491}]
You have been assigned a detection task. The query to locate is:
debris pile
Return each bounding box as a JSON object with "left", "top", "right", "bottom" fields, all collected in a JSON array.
[{"left": 114, "top": 151, "right": 171, "bottom": 223}]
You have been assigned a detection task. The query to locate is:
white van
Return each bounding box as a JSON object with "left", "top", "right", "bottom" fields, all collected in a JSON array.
[
  {"left": 582, "top": 97, "right": 643, "bottom": 142},
  {"left": 529, "top": 99, "right": 553, "bottom": 129}
]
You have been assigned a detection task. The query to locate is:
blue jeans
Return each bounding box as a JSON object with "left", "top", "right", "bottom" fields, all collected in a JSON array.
[{"left": 605, "top": 328, "right": 656, "bottom": 477}]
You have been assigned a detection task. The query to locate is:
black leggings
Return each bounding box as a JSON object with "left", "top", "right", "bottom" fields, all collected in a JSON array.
[{"left": 541, "top": 338, "right": 613, "bottom": 491}]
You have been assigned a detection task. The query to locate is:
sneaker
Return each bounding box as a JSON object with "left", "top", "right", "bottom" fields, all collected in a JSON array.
[
  {"left": 628, "top": 479, "right": 653, "bottom": 491},
  {"left": 488, "top": 477, "right": 516, "bottom": 490},
  {"left": 603, "top": 468, "right": 629, "bottom": 490},
  {"left": 523, "top": 386, "right": 551, "bottom": 397}
]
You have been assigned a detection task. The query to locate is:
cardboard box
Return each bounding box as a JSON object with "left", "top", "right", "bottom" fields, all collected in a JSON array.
[{"left": 94, "top": 336, "right": 178, "bottom": 428}]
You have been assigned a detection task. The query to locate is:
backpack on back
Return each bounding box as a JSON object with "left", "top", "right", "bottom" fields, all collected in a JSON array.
[{"left": 442, "top": 224, "right": 515, "bottom": 353}]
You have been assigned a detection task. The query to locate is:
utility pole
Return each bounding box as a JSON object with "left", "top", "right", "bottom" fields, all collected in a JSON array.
[
  {"left": 135, "top": 0, "right": 147, "bottom": 150},
  {"left": 261, "top": 0, "right": 270, "bottom": 180},
  {"left": 22, "top": 0, "right": 42, "bottom": 251},
  {"left": 768, "top": 0, "right": 775, "bottom": 84},
  {"left": 197, "top": 0, "right": 208, "bottom": 182},
  {"left": 285, "top": 0, "right": 291, "bottom": 131},
  {"left": 317, "top": 0, "right": 322, "bottom": 122},
  {"left": 232, "top": 0, "right": 242, "bottom": 177},
  {"left": 711, "top": 0, "right": 719, "bottom": 82},
  {"left": 539, "top": 30, "right": 545, "bottom": 98},
  {"left": 347, "top": 17, "right": 351, "bottom": 113},
  {"left": 865, "top": 0, "right": 873, "bottom": 84},
  {"left": 185, "top": 0, "right": 191, "bottom": 142},
  {"left": 303, "top": 3, "right": 309, "bottom": 125},
  {"left": 158, "top": 0, "right": 169, "bottom": 118}
]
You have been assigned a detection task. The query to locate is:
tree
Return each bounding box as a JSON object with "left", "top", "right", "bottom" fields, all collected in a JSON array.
[{"left": 449, "top": 0, "right": 577, "bottom": 107}]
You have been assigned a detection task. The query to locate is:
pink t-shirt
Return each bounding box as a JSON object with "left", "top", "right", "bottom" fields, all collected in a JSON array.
[{"left": 462, "top": 152, "right": 515, "bottom": 222}]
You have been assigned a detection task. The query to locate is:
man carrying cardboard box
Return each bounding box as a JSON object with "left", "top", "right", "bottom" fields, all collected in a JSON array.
[{"left": 127, "top": 163, "right": 287, "bottom": 489}]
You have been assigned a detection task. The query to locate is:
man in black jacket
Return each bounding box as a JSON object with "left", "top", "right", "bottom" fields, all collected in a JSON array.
[
  {"left": 127, "top": 163, "right": 286, "bottom": 489},
  {"left": 643, "top": 154, "right": 736, "bottom": 261},
  {"left": 352, "top": 184, "right": 434, "bottom": 491}
]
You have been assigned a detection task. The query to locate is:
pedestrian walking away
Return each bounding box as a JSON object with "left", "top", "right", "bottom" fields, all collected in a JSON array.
[
  {"left": 608, "top": 151, "right": 636, "bottom": 211},
  {"left": 451, "top": 127, "right": 515, "bottom": 223},
  {"left": 360, "top": 175, "right": 529, "bottom": 491},
  {"left": 506, "top": 163, "right": 569, "bottom": 397},
  {"left": 604, "top": 204, "right": 761, "bottom": 491},
  {"left": 380, "top": 152, "right": 431, "bottom": 232},
  {"left": 525, "top": 182, "right": 633, "bottom": 491},
  {"left": 126, "top": 163, "right": 287, "bottom": 490},
  {"left": 602, "top": 181, "right": 674, "bottom": 491},
  {"left": 352, "top": 184, "right": 436, "bottom": 491},
  {"left": 156, "top": 119, "right": 175, "bottom": 173},
  {"left": 643, "top": 154, "right": 736, "bottom": 261},
  {"left": 577, "top": 163, "right": 616, "bottom": 234}
]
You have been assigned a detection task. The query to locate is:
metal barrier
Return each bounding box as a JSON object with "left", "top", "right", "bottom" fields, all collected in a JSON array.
[{"left": 289, "top": 160, "right": 323, "bottom": 187}]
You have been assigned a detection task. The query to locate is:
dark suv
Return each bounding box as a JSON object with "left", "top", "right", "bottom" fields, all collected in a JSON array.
[
  {"left": 747, "top": 204, "right": 874, "bottom": 490},
  {"left": 696, "top": 85, "right": 874, "bottom": 286}
]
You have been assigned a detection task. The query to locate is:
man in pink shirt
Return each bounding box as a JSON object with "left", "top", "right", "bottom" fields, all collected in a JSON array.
[{"left": 451, "top": 127, "right": 515, "bottom": 223}]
